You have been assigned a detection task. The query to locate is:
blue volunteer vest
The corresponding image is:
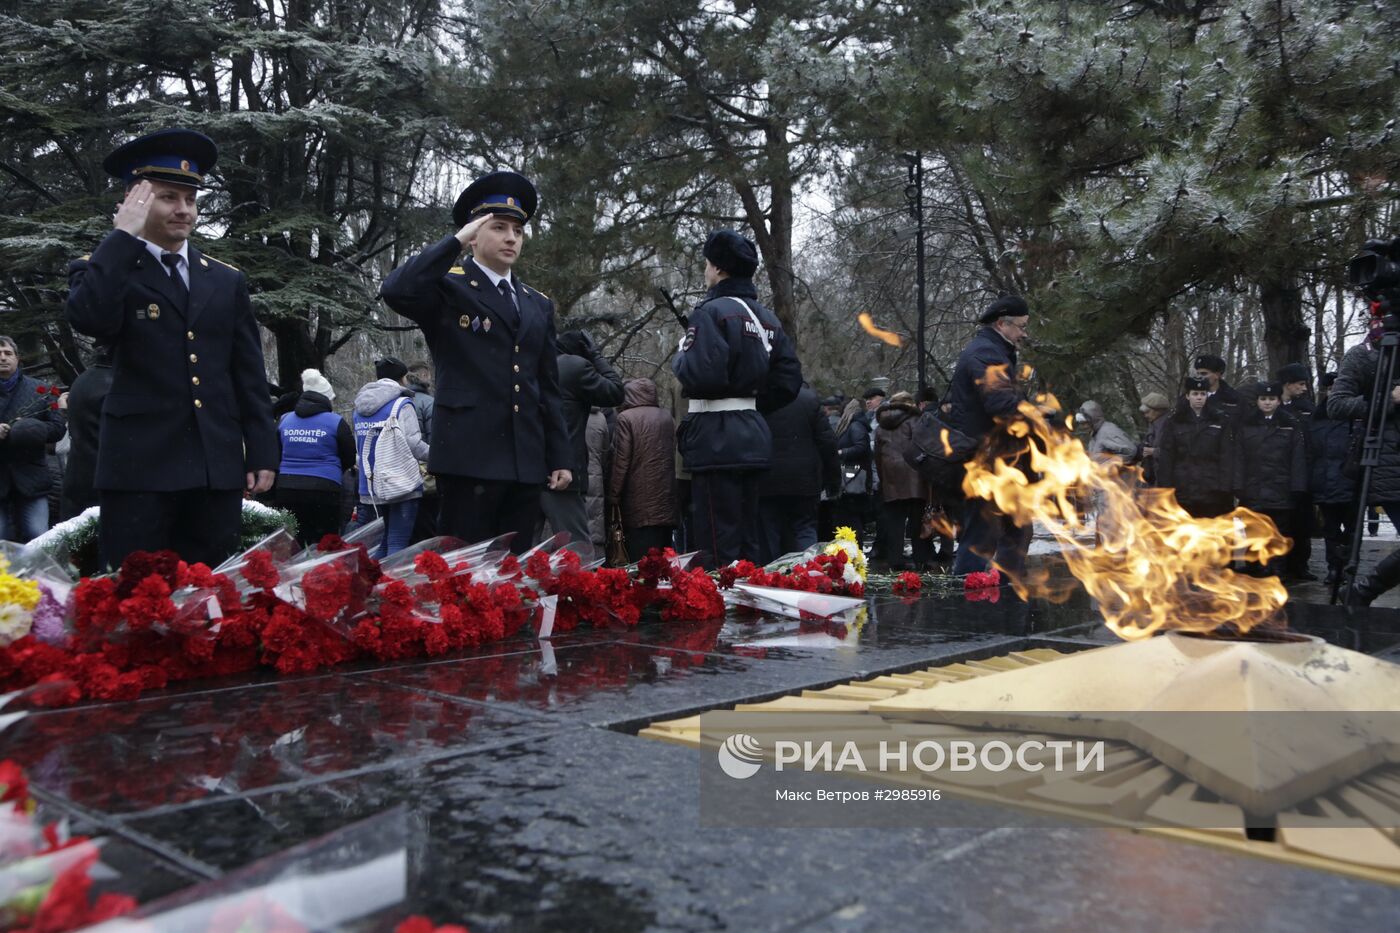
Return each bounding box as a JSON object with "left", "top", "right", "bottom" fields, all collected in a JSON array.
[{"left": 277, "top": 411, "right": 344, "bottom": 484}]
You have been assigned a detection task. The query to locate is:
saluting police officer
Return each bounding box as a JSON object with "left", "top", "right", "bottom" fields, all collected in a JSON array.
[
  {"left": 379, "top": 171, "right": 570, "bottom": 552},
  {"left": 65, "top": 129, "right": 278, "bottom": 568},
  {"left": 673, "top": 230, "right": 803, "bottom": 569}
]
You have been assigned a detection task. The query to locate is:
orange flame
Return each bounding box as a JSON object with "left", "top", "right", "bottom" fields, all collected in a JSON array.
[
  {"left": 961, "top": 374, "right": 1290, "bottom": 641},
  {"left": 858, "top": 313, "right": 902, "bottom": 346}
]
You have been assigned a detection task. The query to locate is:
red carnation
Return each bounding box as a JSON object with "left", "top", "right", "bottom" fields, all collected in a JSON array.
[
  {"left": 242, "top": 550, "right": 281, "bottom": 590},
  {"left": 892, "top": 572, "right": 922, "bottom": 597}
]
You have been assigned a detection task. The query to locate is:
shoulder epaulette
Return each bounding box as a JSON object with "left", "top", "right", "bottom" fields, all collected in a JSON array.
[
  {"left": 524, "top": 284, "right": 551, "bottom": 301},
  {"left": 78, "top": 254, "right": 89, "bottom": 261},
  {"left": 204, "top": 254, "right": 239, "bottom": 271},
  {"left": 448, "top": 266, "right": 466, "bottom": 275}
]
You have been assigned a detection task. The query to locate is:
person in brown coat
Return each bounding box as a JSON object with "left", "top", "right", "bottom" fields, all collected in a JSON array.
[
  {"left": 608, "top": 378, "right": 678, "bottom": 561},
  {"left": 873, "top": 391, "right": 934, "bottom": 571}
]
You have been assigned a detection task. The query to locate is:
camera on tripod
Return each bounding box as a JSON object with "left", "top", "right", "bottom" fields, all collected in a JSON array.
[{"left": 1348, "top": 236, "right": 1400, "bottom": 308}]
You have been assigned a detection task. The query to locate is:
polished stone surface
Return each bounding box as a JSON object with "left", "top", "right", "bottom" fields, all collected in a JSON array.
[{"left": 6, "top": 552, "right": 1400, "bottom": 931}]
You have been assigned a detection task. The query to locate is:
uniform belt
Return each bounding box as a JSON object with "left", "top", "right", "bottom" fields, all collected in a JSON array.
[{"left": 688, "top": 397, "right": 757, "bottom": 414}]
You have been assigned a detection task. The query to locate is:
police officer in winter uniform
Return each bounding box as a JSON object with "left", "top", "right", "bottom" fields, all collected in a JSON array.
[
  {"left": 1276, "top": 362, "right": 1317, "bottom": 580},
  {"left": 65, "top": 129, "right": 278, "bottom": 567},
  {"left": 379, "top": 171, "right": 570, "bottom": 552},
  {"left": 673, "top": 230, "right": 803, "bottom": 568}
]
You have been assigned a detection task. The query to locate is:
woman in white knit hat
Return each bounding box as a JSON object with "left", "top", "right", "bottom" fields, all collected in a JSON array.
[{"left": 274, "top": 368, "right": 356, "bottom": 546}]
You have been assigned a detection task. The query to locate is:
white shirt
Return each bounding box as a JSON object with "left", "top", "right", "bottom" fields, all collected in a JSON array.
[
  {"left": 139, "top": 237, "right": 190, "bottom": 289},
  {"left": 471, "top": 257, "right": 515, "bottom": 294}
]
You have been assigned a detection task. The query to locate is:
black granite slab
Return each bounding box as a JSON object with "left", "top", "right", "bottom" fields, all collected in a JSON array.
[
  {"left": 121, "top": 727, "right": 1400, "bottom": 933},
  {"left": 6, "top": 675, "right": 552, "bottom": 816}
]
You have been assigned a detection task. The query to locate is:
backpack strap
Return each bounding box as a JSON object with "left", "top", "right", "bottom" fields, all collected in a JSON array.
[{"left": 728, "top": 297, "right": 772, "bottom": 355}]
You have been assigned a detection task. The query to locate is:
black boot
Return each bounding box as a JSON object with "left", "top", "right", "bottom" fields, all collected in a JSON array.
[{"left": 1346, "top": 549, "right": 1400, "bottom": 607}]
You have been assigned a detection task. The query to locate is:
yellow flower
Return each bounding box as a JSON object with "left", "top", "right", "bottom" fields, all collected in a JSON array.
[
  {"left": 824, "top": 528, "right": 867, "bottom": 581},
  {"left": 0, "top": 557, "right": 41, "bottom": 612}
]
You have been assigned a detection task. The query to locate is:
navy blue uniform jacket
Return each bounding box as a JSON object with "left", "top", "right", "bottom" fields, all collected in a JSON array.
[
  {"left": 672, "top": 278, "right": 803, "bottom": 472},
  {"left": 944, "top": 326, "right": 1021, "bottom": 441},
  {"left": 65, "top": 230, "right": 277, "bottom": 492},
  {"left": 379, "top": 236, "right": 569, "bottom": 484}
]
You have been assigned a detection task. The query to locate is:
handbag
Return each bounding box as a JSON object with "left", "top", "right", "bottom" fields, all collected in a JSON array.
[
  {"left": 904, "top": 409, "right": 980, "bottom": 493},
  {"left": 840, "top": 465, "right": 869, "bottom": 496},
  {"left": 363, "top": 398, "right": 422, "bottom": 502},
  {"left": 606, "top": 504, "right": 629, "bottom": 566}
]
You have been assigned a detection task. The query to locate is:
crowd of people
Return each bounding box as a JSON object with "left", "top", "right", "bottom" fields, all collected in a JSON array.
[{"left": 13, "top": 125, "right": 1392, "bottom": 598}]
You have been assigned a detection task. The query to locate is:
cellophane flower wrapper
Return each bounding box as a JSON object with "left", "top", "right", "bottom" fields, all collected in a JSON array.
[
  {"left": 86, "top": 807, "right": 414, "bottom": 933},
  {"left": 376, "top": 536, "right": 467, "bottom": 579},
  {"left": 291, "top": 517, "right": 386, "bottom": 564},
  {"left": 277, "top": 549, "right": 366, "bottom": 638},
  {"left": 151, "top": 586, "right": 223, "bottom": 644},
  {"left": 725, "top": 582, "right": 865, "bottom": 621},
  {"left": 214, "top": 528, "right": 299, "bottom": 579}
]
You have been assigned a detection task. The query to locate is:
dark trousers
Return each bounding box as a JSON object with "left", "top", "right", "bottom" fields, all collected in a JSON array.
[
  {"left": 1318, "top": 502, "right": 1357, "bottom": 573},
  {"left": 817, "top": 499, "right": 838, "bottom": 544},
  {"left": 878, "top": 498, "right": 934, "bottom": 570},
  {"left": 625, "top": 525, "right": 674, "bottom": 563},
  {"left": 831, "top": 494, "right": 868, "bottom": 547},
  {"left": 1287, "top": 494, "right": 1314, "bottom": 576},
  {"left": 100, "top": 488, "right": 241, "bottom": 570},
  {"left": 691, "top": 470, "right": 760, "bottom": 569},
  {"left": 274, "top": 487, "right": 342, "bottom": 548},
  {"left": 755, "top": 494, "right": 819, "bottom": 565},
  {"left": 1180, "top": 494, "right": 1234, "bottom": 519},
  {"left": 539, "top": 489, "right": 590, "bottom": 544},
  {"left": 411, "top": 492, "right": 439, "bottom": 543},
  {"left": 1253, "top": 507, "right": 1293, "bottom": 577},
  {"left": 952, "top": 498, "right": 1031, "bottom": 576},
  {"left": 437, "top": 476, "right": 543, "bottom": 555}
]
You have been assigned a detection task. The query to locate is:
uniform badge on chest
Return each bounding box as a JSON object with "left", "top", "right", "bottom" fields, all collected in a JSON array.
[{"left": 482, "top": 317, "right": 492, "bottom": 333}]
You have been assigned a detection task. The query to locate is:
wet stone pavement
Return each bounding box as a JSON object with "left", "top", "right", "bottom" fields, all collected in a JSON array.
[{"left": 8, "top": 545, "right": 1400, "bottom": 931}]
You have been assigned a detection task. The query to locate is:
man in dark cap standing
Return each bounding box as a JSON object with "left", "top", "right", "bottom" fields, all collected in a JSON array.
[
  {"left": 379, "top": 170, "right": 570, "bottom": 552},
  {"left": 945, "top": 295, "right": 1034, "bottom": 576},
  {"left": 1276, "top": 362, "right": 1316, "bottom": 580},
  {"left": 673, "top": 229, "right": 803, "bottom": 568},
  {"left": 65, "top": 129, "right": 278, "bottom": 567},
  {"left": 1194, "top": 354, "right": 1243, "bottom": 419}
]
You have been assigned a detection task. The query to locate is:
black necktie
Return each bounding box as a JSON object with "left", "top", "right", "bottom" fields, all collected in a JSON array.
[
  {"left": 161, "top": 252, "right": 188, "bottom": 307},
  {"left": 497, "top": 279, "right": 520, "bottom": 329}
]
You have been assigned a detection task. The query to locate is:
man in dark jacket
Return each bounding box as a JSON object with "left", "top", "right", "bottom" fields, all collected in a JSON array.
[
  {"left": 1155, "top": 377, "right": 1234, "bottom": 518},
  {"left": 1330, "top": 333, "right": 1400, "bottom": 603},
  {"left": 542, "top": 330, "right": 625, "bottom": 544},
  {"left": 1308, "top": 373, "right": 1357, "bottom": 586},
  {"left": 754, "top": 383, "right": 838, "bottom": 563},
  {"left": 59, "top": 344, "right": 114, "bottom": 521},
  {"left": 1235, "top": 382, "right": 1308, "bottom": 579},
  {"left": 1194, "top": 354, "right": 1243, "bottom": 420},
  {"left": 378, "top": 171, "right": 570, "bottom": 552},
  {"left": 65, "top": 129, "right": 278, "bottom": 567},
  {"left": 0, "top": 339, "right": 66, "bottom": 541},
  {"left": 1276, "top": 362, "right": 1316, "bottom": 579},
  {"left": 673, "top": 229, "right": 803, "bottom": 568},
  {"left": 947, "top": 296, "right": 1034, "bottom": 576}
]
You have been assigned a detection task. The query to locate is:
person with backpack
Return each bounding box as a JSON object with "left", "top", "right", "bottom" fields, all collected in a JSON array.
[
  {"left": 275, "top": 368, "right": 355, "bottom": 547},
  {"left": 352, "top": 372, "right": 429, "bottom": 558}
]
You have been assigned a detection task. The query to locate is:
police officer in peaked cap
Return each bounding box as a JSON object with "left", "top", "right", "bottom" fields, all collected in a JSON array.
[
  {"left": 379, "top": 170, "right": 570, "bottom": 552},
  {"left": 673, "top": 229, "right": 803, "bottom": 568},
  {"left": 65, "top": 128, "right": 278, "bottom": 568}
]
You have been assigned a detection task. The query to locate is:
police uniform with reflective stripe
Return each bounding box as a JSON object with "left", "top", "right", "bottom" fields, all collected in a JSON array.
[{"left": 672, "top": 277, "right": 803, "bottom": 566}]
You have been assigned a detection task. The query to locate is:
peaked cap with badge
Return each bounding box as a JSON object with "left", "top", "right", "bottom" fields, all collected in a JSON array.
[
  {"left": 381, "top": 169, "right": 568, "bottom": 488},
  {"left": 65, "top": 128, "right": 278, "bottom": 566},
  {"left": 102, "top": 128, "right": 218, "bottom": 189}
]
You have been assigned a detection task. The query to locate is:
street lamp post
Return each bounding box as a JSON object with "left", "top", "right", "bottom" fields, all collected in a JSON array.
[{"left": 903, "top": 152, "right": 927, "bottom": 392}]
